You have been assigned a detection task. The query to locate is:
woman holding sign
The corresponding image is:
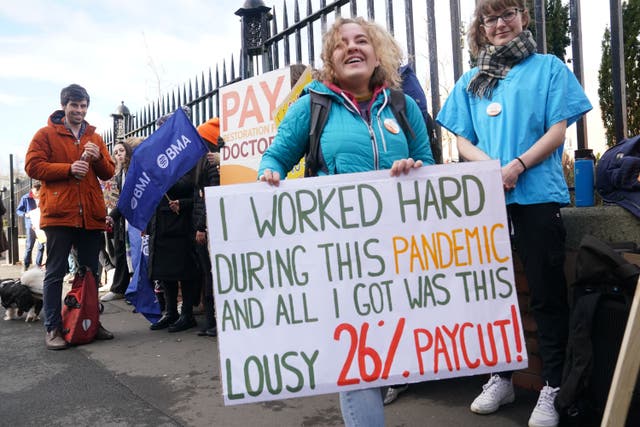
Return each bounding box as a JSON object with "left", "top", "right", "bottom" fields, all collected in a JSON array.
[
  {"left": 436, "top": 1, "right": 591, "bottom": 426},
  {"left": 259, "top": 17, "right": 434, "bottom": 427}
]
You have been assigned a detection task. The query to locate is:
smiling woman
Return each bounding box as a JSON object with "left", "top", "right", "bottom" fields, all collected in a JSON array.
[
  {"left": 258, "top": 17, "right": 434, "bottom": 185},
  {"left": 257, "top": 16, "right": 435, "bottom": 427}
]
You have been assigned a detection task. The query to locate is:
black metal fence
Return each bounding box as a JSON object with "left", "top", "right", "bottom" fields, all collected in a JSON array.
[
  {"left": 107, "top": 0, "right": 444, "bottom": 146},
  {"left": 2, "top": 180, "right": 32, "bottom": 233},
  {"left": 103, "top": 65, "right": 236, "bottom": 145},
  {"left": 102, "top": 0, "right": 626, "bottom": 157},
  {"left": 1, "top": 154, "right": 31, "bottom": 264}
]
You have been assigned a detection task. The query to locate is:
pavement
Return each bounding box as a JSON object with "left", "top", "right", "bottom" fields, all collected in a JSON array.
[{"left": 0, "top": 255, "right": 539, "bottom": 426}]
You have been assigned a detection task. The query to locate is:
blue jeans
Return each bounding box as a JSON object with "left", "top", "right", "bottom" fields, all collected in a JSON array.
[
  {"left": 339, "top": 388, "right": 384, "bottom": 427},
  {"left": 24, "top": 227, "right": 44, "bottom": 267},
  {"left": 42, "top": 226, "right": 102, "bottom": 332}
]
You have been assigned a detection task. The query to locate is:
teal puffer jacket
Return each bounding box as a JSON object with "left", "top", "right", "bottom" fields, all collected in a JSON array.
[{"left": 258, "top": 80, "right": 434, "bottom": 178}]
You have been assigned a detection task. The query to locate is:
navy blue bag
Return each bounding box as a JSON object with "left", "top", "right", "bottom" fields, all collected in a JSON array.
[{"left": 596, "top": 135, "right": 640, "bottom": 218}]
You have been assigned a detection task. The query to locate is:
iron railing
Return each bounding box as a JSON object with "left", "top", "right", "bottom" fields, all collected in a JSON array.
[
  {"left": 103, "top": 0, "right": 619, "bottom": 158},
  {"left": 6, "top": 0, "right": 629, "bottom": 191}
]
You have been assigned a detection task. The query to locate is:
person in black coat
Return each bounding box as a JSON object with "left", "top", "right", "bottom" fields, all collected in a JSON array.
[
  {"left": 192, "top": 118, "right": 222, "bottom": 337},
  {"left": 147, "top": 165, "right": 200, "bottom": 332},
  {"left": 145, "top": 106, "right": 201, "bottom": 332}
]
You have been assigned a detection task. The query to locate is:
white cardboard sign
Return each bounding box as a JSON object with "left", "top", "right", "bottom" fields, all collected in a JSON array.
[{"left": 205, "top": 160, "right": 527, "bottom": 405}]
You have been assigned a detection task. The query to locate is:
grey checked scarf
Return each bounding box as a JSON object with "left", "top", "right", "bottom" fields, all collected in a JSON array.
[{"left": 467, "top": 30, "right": 537, "bottom": 99}]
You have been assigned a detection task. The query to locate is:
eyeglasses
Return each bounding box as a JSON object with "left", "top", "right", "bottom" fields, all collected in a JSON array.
[{"left": 482, "top": 8, "right": 523, "bottom": 28}]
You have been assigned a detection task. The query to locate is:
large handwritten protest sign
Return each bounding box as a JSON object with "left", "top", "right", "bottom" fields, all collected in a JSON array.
[{"left": 205, "top": 160, "right": 527, "bottom": 405}]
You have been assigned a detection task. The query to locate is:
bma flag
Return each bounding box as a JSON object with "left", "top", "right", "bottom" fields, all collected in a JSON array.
[
  {"left": 117, "top": 107, "right": 207, "bottom": 230},
  {"left": 125, "top": 232, "right": 161, "bottom": 324}
]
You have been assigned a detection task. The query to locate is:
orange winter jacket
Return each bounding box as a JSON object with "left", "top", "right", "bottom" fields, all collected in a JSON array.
[{"left": 25, "top": 110, "right": 115, "bottom": 230}]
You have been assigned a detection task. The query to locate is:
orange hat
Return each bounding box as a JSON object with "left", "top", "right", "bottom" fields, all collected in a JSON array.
[{"left": 197, "top": 117, "right": 220, "bottom": 145}]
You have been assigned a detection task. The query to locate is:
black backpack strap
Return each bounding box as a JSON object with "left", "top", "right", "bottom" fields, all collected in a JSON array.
[
  {"left": 424, "top": 112, "right": 441, "bottom": 163},
  {"left": 555, "top": 292, "right": 602, "bottom": 413},
  {"left": 389, "top": 88, "right": 416, "bottom": 140},
  {"left": 306, "top": 91, "right": 332, "bottom": 177}
]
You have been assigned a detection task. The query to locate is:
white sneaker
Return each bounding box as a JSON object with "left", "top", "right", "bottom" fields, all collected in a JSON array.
[
  {"left": 383, "top": 385, "right": 408, "bottom": 405},
  {"left": 528, "top": 384, "right": 560, "bottom": 427},
  {"left": 101, "top": 292, "right": 124, "bottom": 302},
  {"left": 470, "top": 374, "right": 515, "bottom": 414}
]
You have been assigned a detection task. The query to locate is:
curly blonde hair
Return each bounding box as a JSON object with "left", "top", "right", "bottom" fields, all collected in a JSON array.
[
  {"left": 468, "top": 0, "right": 530, "bottom": 58},
  {"left": 316, "top": 17, "right": 403, "bottom": 90}
]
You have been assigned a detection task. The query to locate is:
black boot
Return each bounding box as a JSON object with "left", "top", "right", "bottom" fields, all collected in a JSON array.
[
  {"left": 150, "top": 281, "right": 178, "bottom": 331},
  {"left": 150, "top": 313, "right": 179, "bottom": 330},
  {"left": 169, "top": 281, "right": 197, "bottom": 333},
  {"left": 168, "top": 314, "right": 197, "bottom": 332},
  {"left": 197, "top": 328, "right": 217, "bottom": 337},
  {"left": 197, "top": 295, "right": 217, "bottom": 337}
]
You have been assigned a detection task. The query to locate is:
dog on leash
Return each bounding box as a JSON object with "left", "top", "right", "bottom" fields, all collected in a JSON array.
[{"left": 1, "top": 268, "right": 44, "bottom": 322}]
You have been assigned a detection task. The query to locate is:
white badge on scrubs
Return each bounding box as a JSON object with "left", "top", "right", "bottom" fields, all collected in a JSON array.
[{"left": 486, "top": 102, "right": 502, "bottom": 116}]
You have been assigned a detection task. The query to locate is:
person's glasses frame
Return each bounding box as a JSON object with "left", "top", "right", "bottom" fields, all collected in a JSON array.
[{"left": 481, "top": 8, "right": 523, "bottom": 28}]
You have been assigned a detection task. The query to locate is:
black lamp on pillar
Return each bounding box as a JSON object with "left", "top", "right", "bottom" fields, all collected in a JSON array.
[
  {"left": 236, "top": 0, "right": 272, "bottom": 77},
  {"left": 111, "top": 101, "right": 131, "bottom": 142}
]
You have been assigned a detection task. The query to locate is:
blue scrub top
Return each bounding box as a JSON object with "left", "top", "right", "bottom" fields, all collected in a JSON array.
[{"left": 437, "top": 53, "right": 592, "bottom": 205}]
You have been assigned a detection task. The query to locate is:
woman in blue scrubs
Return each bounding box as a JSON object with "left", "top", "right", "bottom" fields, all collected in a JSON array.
[{"left": 437, "top": 2, "right": 592, "bottom": 427}]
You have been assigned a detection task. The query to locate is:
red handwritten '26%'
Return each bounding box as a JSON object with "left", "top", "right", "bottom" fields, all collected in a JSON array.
[{"left": 334, "top": 318, "right": 406, "bottom": 385}]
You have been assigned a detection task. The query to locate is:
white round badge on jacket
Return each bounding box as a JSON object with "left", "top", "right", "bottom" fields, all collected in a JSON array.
[{"left": 384, "top": 118, "right": 400, "bottom": 134}]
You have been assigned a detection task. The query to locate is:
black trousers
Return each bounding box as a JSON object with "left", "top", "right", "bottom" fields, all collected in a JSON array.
[
  {"left": 42, "top": 226, "right": 102, "bottom": 332},
  {"left": 109, "top": 237, "right": 130, "bottom": 295},
  {"left": 196, "top": 244, "right": 213, "bottom": 298},
  {"left": 161, "top": 280, "right": 196, "bottom": 317},
  {"left": 508, "top": 203, "right": 570, "bottom": 387},
  {"left": 196, "top": 243, "right": 216, "bottom": 329}
]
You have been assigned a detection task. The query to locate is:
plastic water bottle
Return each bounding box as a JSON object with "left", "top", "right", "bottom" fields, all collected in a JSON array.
[
  {"left": 73, "top": 151, "right": 90, "bottom": 180},
  {"left": 574, "top": 150, "right": 595, "bottom": 207}
]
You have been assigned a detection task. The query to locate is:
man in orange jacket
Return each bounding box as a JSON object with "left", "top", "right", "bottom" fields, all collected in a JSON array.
[{"left": 25, "top": 84, "right": 116, "bottom": 350}]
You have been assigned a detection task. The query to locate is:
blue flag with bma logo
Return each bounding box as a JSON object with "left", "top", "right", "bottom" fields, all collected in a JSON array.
[
  {"left": 125, "top": 232, "right": 161, "bottom": 324},
  {"left": 117, "top": 108, "right": 207, "bottom": 230}
]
